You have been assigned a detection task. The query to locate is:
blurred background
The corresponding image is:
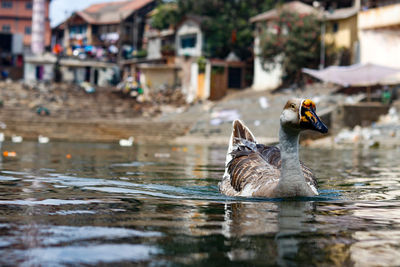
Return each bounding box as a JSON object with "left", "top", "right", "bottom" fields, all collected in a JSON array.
[{"left": 0, "top": 0, "right": 398, "bottom": 147}]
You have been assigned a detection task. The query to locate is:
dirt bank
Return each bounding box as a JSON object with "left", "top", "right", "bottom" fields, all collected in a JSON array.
[{"left": 0, "top": 81, "right": 352, "bottom": 145}]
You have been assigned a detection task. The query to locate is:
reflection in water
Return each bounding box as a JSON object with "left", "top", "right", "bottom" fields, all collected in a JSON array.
[
  {"left": 0, "top": 142, "right": 400, "bottom": 265},
  {"left": 223, "top": 201, "right": 315, "bottom": 265},
  {"left": 276, "top": 201, "right": 314, "bottom": 266}
]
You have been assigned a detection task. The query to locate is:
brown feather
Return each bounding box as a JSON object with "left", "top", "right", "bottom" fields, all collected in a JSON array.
[{"left": 232, "top": 120, "right": 255, "bottom": 145}]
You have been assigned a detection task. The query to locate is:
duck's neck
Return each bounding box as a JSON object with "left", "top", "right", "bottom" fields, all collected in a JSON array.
[{"left": 276, "top": 126, "right": 313, "bottom": 196}]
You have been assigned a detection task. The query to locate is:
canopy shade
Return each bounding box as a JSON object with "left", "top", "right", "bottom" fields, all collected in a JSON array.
[{"left": 302, "top": 63, "right": 400, "bottom": 87}]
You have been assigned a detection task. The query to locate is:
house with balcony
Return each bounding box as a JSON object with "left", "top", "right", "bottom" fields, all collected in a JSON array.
[
  {"left": 37, "top": 0, "right": 157, "bottom": 86},
  {"left": 59, "top": 0, "right": 156, "bottom": 61}
]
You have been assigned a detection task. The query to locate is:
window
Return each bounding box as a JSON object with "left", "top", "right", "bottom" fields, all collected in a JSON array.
[
  {"left": 180, "top": 34, "right": 197, "bottom": 49},
  {"left": 125, "top": 25, "right": 131, "bottom": 35},
  {"left": 69, "top": 24, "right": 87, "bottom": 37},
  {"left": 1, "top": 1, "right": 12, "bottom": 8},
  {"left": 333, "top": 22, "right": 339, "bottom": 33},
  {"left": 26, "top": 2, "right": 32, "bottom": 9},
  {"left": 2, "top": 24, "right": 10, "bottom": 32},
  {"left": 25, "top": 26, "right": 31, "bottom": 35}
]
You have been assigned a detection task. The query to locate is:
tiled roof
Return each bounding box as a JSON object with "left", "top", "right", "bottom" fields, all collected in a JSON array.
[
  {"left": 250, "top": 1, "right": 318, "bottom": 23},
  {"left": 77, "top": 0, "right": 154, "bottom": 25}
]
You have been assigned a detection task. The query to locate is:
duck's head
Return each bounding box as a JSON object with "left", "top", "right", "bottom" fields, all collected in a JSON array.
[{"left": 280, "top": 98, "right": 328, "bottom": 133}]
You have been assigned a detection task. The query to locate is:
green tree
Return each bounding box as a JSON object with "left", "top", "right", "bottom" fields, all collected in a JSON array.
[
  {"left": 151, "top": 3, "right": 180, "bottom": 30},
  {"left": 259, "top": 10, "right": 321, "bottom": 84}
]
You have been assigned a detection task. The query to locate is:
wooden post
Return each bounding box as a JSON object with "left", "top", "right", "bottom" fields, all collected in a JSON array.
[{"left": 367, "top": 86, "right": 371, "bottom": 102}]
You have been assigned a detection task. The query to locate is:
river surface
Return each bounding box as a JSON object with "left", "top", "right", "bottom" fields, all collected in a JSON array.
[{"left": 0, "top": 141, "right": 400, "bottom": 266}]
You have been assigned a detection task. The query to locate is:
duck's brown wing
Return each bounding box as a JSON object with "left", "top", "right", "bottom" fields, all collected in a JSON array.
[
  {"left": 227, "top": 145, "right": 280, "bottom": 192},
  {"left": 228, "top": 144, "right": 317, "bottom": 192}
]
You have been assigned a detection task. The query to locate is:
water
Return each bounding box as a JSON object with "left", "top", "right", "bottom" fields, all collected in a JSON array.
[{"left": 0, "top": 141, "right": 400, "bottom": 266}]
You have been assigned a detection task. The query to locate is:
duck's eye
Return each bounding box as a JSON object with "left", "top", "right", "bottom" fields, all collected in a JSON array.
[{"left": 290, "top": 104, "right": 296, "bottom": 109}]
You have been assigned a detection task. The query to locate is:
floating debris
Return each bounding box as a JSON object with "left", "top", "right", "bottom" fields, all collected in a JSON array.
[
  {"left": 3, "top": 151, "right": 17, "bottom": 157},
  {"left": 11, "top": 135, "right": 23, "bottom": 143},
  {"left": 119, "top": 137, "right": 134, "bottom": 147},
  {"left": 154, "top": 153, "right": 170, "bottom": 158},
  {"left": 38, "top": 135, "right": 50, "bottom": 144}
]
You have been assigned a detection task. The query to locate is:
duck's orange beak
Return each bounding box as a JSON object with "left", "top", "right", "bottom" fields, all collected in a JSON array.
[{"left": 300, "top": 99, "right": 328, "bottom": 134}]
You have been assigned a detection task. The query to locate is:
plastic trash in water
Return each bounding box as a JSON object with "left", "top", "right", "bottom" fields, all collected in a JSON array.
[
  {"left": 3, "top": 151, "right": 17, "bottom": 157},
  {"left": 38, "top": 135, "right": 50, "bottom": 144},
  {"left": 258, "top": 97, "right": 269, "bottom": 109},
  {"left": 154, "top": 153, "right": 170, "bottom": 158},
  {"left": 119, "top": 137, "right": 134, "bottom": 147},
  {"left": 210, "top": 109, "right": 240, "bottom": 126}
]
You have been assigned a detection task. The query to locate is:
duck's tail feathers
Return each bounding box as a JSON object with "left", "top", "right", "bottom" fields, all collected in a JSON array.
[
  {"left": 225, "top": 120, "right": 257, "bottom": 170},
  {"left": 232, "top": 119, "right": 256, "bottom": 145}
]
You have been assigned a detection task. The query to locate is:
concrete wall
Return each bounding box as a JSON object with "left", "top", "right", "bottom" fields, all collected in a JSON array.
[
  {"left": 358, "top": 3, "right": 400, "bottom": 68},
  {"left": 24, "top": 62, "right": 54, "bottom": 82},
  {"left": 97, "top": 68, "right": 114, "bottom": 86},
  {"left": 176, "top": 19, "right": 203, "bottom": 57},
  {"left": 204, "top": 62, "right": 211, "bottom": 99},
  {"left": 140, "top": 66, "right": 178, "bottom": 91},
  {"left": 359, "top": 29, "right": 400, "bottom": 68},
  {"left": 147, "top": 37, "right": 162, "bottom": 59},
  {"left": 60, "top": 66, "right": 114, "bottom": 86},
  {"left": 252, "top": 35, "right": 282, "bottom": 91},
  {"left": 333, "top": 103, "right": 390, "bottom": 131},
  {"left": 24, "top": 63, "right": 36, "bottom": 82},
  {"left": 359, "top": 3, "right": 400, "bottom": 30},
  {"left": 60, "top": 66, "right": 75, "bottom": 83}
]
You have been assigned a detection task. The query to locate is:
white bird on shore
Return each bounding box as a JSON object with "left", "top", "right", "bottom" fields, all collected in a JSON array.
[
  {"left": 0, "top": 133, "right": 4, "bottom": 142},
  {"left": 38, "top": 135, "right": 50, "bottom": 144},
  {"left": 219, "top": 99, "right": 328, "bottom": 198},
  {"left": 119, "top": 136, "right": 134, "bottom": 147},
  {"left": 11, "top": 135, "right": 23, "bottom": 143}
]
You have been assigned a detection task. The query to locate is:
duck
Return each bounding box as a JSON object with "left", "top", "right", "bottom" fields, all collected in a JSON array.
[
  {"left": 38, "top": 135, "right": 50, "bottom": 144},
  {"left": 119, "top": 136, "right": 134, "bottom": 147},
  {"left": 11, "top": 135, "right": 23, "bottom": 143},
  {"left": 219, "top": 98, "right": 328, "bottom": 198}
]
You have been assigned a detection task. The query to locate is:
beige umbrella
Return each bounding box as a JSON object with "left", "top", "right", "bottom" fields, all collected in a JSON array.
[{"left": 303, "top": 63, "right": 400, "bottom": 101}]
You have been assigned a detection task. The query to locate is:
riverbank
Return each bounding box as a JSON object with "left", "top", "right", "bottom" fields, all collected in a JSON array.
[
  {"left": 0, "top": 81, "right": 190, "bottom": 143},
  {"left": 2, "top": 80, "right": 395, "bottom": 147}
]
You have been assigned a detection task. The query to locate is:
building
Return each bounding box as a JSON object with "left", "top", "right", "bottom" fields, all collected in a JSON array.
[
  {"left": 24, "top": 53, "right": 118, "bottom": 87},
  {"left": 0, "top": 0, "right": 51, "bottom": 51},
  {"left": 59, "top": 0, "right": 156, "bottom": 61},
  {"left": 143, "top": 4, "right": 176, "bottom": 60},
  {"left": 175, "top": 16, "right": 204, "bottom": 58},
  {"left": 358, "top": 0, "right": 400, "bottom": 69},
  {"left": 250, "top": 0, "right": 361, "bottom": 91},
  {"left": 324, "top": 0, "right": 360, "bottom": 65}
]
